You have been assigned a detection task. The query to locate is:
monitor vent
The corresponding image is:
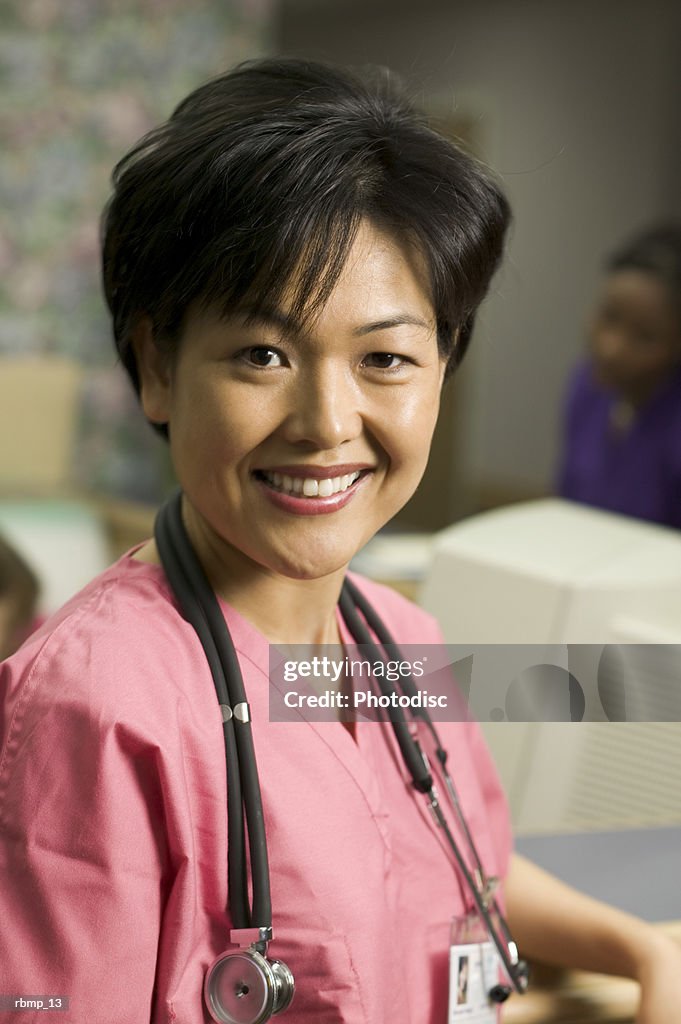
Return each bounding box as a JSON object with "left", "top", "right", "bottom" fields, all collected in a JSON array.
[{"left": 564, "top": 724, "right": 681, "bottom": 829}]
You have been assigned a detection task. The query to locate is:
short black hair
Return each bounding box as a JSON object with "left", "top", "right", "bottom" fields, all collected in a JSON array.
[
  {"left": 607, "top": 223, "right": 681, "bottom": 317},
  {"left": 102, "top": 57, "right": 511, "bottom": 433}
]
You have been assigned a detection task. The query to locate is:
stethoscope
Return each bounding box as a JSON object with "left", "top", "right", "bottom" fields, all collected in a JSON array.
[{"left": 154, "top": 491, "right": 529, "bottom": 1024}]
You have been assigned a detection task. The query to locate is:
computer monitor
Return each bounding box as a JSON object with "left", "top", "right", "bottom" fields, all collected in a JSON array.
[{"left": 420, "top": 499, "right": 681, "bottom": 834}]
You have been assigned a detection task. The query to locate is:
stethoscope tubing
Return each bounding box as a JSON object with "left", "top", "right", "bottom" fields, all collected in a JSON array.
[
  {"left": 156, "top": 495, "right": 270, "bottom": 930},
  {"left": 338, "top": 587, "right": 434, "bottom": 792},
  {"left": 155, "top": 491, "right": 526, "bottom": 994},
  {"left": 340, "top": 577, "right": 526, "bottom": 992},
  {"left": 163, "top": 496, "right": 266, "bottom": 926}
]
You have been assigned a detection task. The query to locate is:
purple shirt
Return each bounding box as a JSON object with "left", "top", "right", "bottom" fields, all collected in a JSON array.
[{"left": 558, "top": 362, "right": 681, "bottom": 530}]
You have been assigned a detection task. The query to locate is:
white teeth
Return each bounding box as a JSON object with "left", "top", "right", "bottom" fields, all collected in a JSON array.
[{"left": 261, "top": 470, "right": 361, "bottom": 498}]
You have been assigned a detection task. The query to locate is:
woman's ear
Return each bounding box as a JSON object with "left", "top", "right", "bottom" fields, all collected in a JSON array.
[{"left": 130, "top": 316, "right": 172, "bottom": 425}]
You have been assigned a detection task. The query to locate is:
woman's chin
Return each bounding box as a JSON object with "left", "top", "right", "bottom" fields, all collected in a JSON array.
[{"left": 266, "top": 549, "right": 353, "bottom": 583}]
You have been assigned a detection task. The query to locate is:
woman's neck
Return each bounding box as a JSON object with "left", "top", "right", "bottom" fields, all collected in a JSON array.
[
  {"left": 133, "top": 537, "right": 345, "bottom": 646},
  {"left": 217, "top": 570, "right": 345, "bottom": 646}
]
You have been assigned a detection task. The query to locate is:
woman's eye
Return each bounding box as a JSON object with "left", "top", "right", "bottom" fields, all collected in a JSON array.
[
  {"left": 363, "top": 352, "right": 407, "bottom": 370},
  {"left": 241, "top": 347, "right": 284, "bottom": 367}
]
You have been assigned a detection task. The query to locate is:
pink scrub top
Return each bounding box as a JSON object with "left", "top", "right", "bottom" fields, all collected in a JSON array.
[{"left": 0, "top": 554, "right": 512, "bottom": 1023}]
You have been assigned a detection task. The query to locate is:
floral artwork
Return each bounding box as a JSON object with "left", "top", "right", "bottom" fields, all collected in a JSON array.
[{"left": 0, "top": 0, "right": 272, "bottom": 501}]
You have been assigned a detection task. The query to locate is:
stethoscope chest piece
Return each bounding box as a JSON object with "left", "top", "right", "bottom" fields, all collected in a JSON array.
[{"left": 205, "top": 948, "right": 295, "bottom": 1024}]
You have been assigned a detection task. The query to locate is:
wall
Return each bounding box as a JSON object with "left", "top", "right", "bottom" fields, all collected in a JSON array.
[
  {"left": 0, "top": 1, "right": 273, "bottom": 501},
  {"left": 277, "top": 0, "right": 681, "bottom": 498}
]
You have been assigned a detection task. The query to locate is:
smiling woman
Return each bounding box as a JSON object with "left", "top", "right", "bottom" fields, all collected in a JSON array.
[
  {"left": 99, "top": 57, "right": 510, "bottom": 650},
  {"left": 0, "top": 58, "right": 521, "bottom": 1024},
  {"left": 132, "top": 221, "right": 446, "bottom": 605},
  {"left": 4, "top": 56, "right": 681, "bottom": 1024}
]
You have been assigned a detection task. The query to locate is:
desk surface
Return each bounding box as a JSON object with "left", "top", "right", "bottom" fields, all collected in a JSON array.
[
  {"left": 516, "top": 827, "right": 681, "bottom": 922},
  {"left": 507, "top": 828, "right": 681, "bottom": 1021}
]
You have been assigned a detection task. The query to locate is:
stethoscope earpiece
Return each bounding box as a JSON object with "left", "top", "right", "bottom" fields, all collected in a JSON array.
[
  {"left": 205, "top": 948, "right": 295, "bottom": 1024},
  {"left": 488, "top": 983, "right": 512, "bottom": 1004},
  {"left": 489, "top": 958, "right": 530, "bottom": 1003}
]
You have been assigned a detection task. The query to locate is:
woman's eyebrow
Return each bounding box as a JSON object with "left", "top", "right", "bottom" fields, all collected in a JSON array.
[
  {"left": 236, "top": 306, "right": 432, "bottom": 337},
  {"left": 352, "top": 314, "right": 433, "bottom": 336},
  {"left": 239, "top": 305, "right": 302, "bottom": 335}
]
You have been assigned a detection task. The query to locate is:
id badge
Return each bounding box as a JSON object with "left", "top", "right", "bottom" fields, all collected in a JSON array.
[{"left": 448, "top": 912, "right": 501, "bottom": 1023}]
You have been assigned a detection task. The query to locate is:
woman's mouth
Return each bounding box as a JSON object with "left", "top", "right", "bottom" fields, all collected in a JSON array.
[
  {"left": 253, "top": 467, "right": 370, "bottom": 515},
  {"left": 257, "top": 470, "right": 361, "bottom": 497}
]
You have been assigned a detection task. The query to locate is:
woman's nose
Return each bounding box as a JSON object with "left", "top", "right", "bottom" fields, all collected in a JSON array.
[{"left": 280, "top": 363, "right": 363, "bottom": 450}]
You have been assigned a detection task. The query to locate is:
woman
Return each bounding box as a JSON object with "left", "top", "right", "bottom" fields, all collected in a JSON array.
[
  {"left": 558, "top": 224, "right": 681, "bottom": 528},
  {"left": 1, "top": 59, "right": 680, "bottom": 1024}
]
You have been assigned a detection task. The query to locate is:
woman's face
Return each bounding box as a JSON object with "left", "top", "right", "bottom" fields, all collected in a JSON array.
[
  {"left": 138, "top": 220, "right": 446, "bottom": 582},
  {"left": 589, "top": 269, "right": 681, "bottom": 402}
]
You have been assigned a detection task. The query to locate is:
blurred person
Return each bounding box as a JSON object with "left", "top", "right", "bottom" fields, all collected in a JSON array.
[
  {"left": 0, "top": 533, "right": 40, "bottom": 661},
  {"left": 558, "top": 224, "right": 681, "bottom": 528},
  {"left": 1, "top": 59, "right": 681, "bottom": 1024}
]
